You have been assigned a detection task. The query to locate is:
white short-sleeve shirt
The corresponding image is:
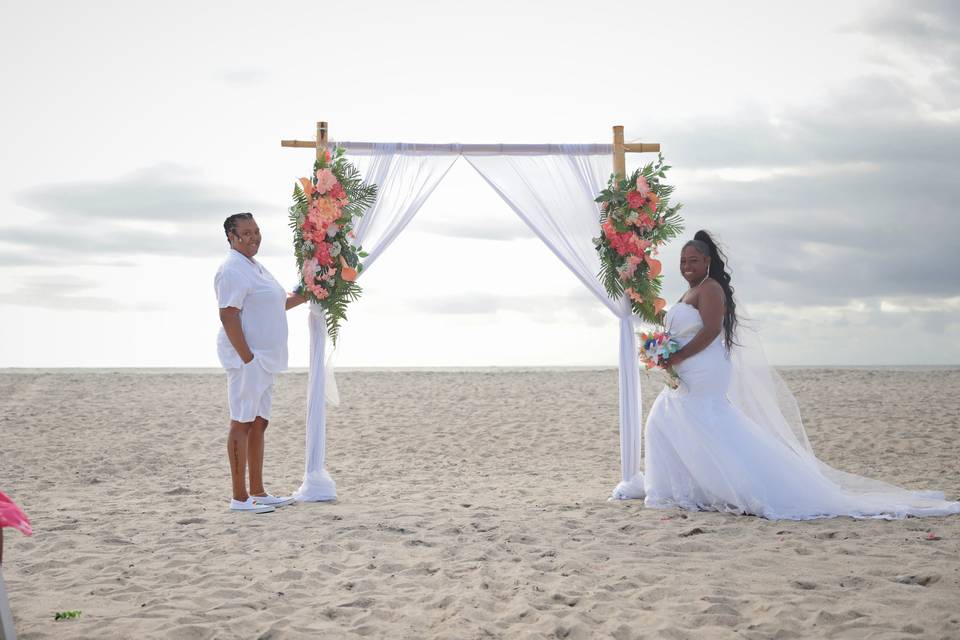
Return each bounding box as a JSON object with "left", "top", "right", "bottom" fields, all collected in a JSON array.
[{"left": 214, "top": 249, "right": 289, "bottom": 373}]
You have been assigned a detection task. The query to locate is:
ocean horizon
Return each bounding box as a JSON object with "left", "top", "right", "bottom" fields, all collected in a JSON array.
[{"left": 1, "top": 364, "right": 958, "bottom": 374}]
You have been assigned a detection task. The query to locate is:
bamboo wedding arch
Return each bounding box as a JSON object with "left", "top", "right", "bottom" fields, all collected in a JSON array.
[{"left": 278, "top": 121, "right": 662, "bottom": 502}]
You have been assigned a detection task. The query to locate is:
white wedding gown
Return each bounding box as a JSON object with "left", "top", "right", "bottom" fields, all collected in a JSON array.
[{"left": 643, "top": 302, "right": 960, "bottom": 520}]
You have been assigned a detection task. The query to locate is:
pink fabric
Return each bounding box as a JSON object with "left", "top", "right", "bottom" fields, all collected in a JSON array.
[{"left": 0, "top": 490, "right": 32, "bottom": 536}]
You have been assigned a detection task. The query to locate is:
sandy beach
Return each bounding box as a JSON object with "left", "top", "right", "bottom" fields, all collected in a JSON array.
[{"left": 1, "top": 367, "right": 958, "bottom": 639}]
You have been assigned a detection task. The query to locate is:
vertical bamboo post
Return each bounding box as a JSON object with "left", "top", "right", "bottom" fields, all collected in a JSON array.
[
  {"left": 316, "top": 121, "right": 328, "bottom": 162},
  {"left": 612, "top": 125, "right": 626, "bottom": 179}
]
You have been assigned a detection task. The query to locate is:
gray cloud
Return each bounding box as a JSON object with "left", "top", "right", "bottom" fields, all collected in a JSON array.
[
  {"left": 13, "top": 164, "right": 266, "bottom": 222},
  {"left": 679, "top": 163, "right": 959, "bottom": 305},
  {"left": 662, "top": 78, "right": 958, "bottom": 170},
  {"left": 0, "top": 276, "right": 162, "bottom": 312},
  {"left": 1, "top": 164, "right": 281, "bottom": 265},
  {"left": 852, "top": 1, "right": 960, "bottom": 106},
  {"left": 851, "top": 1, "right": 960, "bottom": 65},
  {"left": 639, "top": 2, "right": 960, "bottom": 310}
]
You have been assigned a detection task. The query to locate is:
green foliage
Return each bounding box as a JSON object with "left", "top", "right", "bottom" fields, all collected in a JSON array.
[
  {"left": 593, "top": 153, "right": 685, "bottom": 326},
  {"left": 54, "top": 611, "right": 82, "bottom": 621},
  {"left": 289, "top": 145, "right": 379, "bottom": 345}
]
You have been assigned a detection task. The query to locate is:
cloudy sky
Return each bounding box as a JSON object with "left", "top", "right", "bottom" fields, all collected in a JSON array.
[{"left": 1, "top": 0, "right": 957, "bottom": 367}]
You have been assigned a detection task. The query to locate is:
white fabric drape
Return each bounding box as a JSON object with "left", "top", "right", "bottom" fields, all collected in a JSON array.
[
  {"left": 292, "top": 303, "right": 337, "bottom": 502},
  {"left": 298, "top": 141, "right": 646, "bottom": 502},
  {"left": 295, "top": 144, "right": 458, "bottom": 502},
  {"left": 464, "top": 147, "right": 645, "bottom": 499}
]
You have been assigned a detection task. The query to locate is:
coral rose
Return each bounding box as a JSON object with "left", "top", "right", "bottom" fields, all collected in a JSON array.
[{"left": 339, "top": 256, "right": 358, "bottom": 282}]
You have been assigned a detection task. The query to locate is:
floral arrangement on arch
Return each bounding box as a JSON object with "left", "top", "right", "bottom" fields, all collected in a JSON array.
[
  {"left": 594, "top": 154, "right": 684, "bottom": 325},
  {"left": 289, "top": 146, "right": 377, "bottom": 345}
]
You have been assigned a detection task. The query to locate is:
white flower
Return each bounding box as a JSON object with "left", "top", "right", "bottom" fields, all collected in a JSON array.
[
  {"left": 326, "top": 223, "right": 340, "bottom": 238},
  {"left": 329, "top": 242, "right": 342, "bottom": 257},
  {"left": 303, "top": 241, "right": 315, "bottom": 252}
]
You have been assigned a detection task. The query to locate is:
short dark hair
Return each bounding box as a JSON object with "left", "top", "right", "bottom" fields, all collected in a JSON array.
[{"left": 224, "top": 213, "right": 254, "bottom": 242}]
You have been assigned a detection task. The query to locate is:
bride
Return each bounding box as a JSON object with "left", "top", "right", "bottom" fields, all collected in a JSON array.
[{"left": 643, "top": 230, "right": 960, "bottom": 520}]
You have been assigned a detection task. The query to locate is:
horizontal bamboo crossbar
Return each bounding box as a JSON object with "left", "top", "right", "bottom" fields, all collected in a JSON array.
[
  {"left": 623, "top": 143, "right": 661, "bottom": 153},
  {"left": 280, "top": 140, "right": 658, "bottom": 156},
  {"left": 281, "top": 140, "right": 320, "bottom": 148}
]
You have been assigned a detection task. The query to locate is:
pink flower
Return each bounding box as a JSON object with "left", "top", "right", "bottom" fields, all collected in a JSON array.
[
  {"left": 328, "top": 182, "right": 346, "bottom": 200},
  {"left": 313, "top": 240, "right": 334, "bottom": 267},
  {"left": 626, "top": 190, "right": 646, "bottom": 210},
  {"left": 618, "top": 254, "right": 644, "bottom": 281},
  {"left": 625, "top": 288, "right": 644, "bottom": 304},
  {"left": 308, "top": 196, "right": 341, "bottom": 227},
  {"left": 302, "top": 257, "right": 319, "bottom": 283},
  {"left": 603, "top": 221, "right": 651, "bottom": 258},
  {"left": 306, "top": 280, "right": 329, "bottom": 299},
  {"left": 315, "top": 169, "right": 339, "bottom": 195},
  {"left": 635, "top": 176, "right": 650, "bottom": 196}
]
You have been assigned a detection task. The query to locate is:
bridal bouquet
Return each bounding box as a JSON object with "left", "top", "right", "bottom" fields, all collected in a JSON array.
[
  {"left": 289, "top": 146, "right": 377, "bottom": 345},
  {"left": 639, "top": 329, "right": 681, "bottom": 389},
  {"left": 594, "top": 154, "right": 684, "bottom": 324}
]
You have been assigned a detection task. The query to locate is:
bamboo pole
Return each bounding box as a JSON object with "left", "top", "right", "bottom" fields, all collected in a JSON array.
[
  {"left": 316, "top": 121, "right": 328, "bottom": 161},
  {"left": 613, "top": 125, "right": 626, "bottom": 178}
]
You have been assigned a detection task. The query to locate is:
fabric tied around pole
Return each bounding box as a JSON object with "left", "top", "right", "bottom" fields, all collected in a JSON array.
[
  {"left": 611, "top": 311, "right": 645, "bottom": 500},
  {"left": 293, "top": 301, "right": 337, "bottom": 502}
]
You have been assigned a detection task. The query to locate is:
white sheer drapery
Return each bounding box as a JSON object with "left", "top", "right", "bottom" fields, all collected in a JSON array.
[
  {"left": 464, "top": 149, "right": 644, "bottom": 500},
  {"left": 298, "top": 141, "right": 646, "bottom": 502},
  {"left": 295, "top": 145, "right": 458, "bottom": 502}
]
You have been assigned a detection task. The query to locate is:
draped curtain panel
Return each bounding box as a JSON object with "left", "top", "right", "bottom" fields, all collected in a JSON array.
[
  {"left": 296, "top": 142, "right": 646, "bottom": 502},
  {"left": 464, "top": 148, "right": 644, "bottom": 500},
  {"left": 295, "top": 145, "right": 459, "bottom": 502}
]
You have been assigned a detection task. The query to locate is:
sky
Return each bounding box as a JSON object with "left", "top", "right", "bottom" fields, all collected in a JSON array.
[{"left": 0, "top": 0, "right": 957, "bottom": 367}]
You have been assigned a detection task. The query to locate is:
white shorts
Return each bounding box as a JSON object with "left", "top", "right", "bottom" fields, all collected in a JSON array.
[{"left": 226, "top": 358, "right": 275, "bottom": 422}]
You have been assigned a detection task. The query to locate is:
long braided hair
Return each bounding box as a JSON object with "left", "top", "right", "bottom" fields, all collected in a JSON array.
[{"left": 684, "top": 230, "right": 738, "bottom": 350}]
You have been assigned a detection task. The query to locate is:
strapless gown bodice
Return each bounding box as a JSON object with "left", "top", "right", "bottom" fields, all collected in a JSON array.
[{"left": 663, "top": 303, "right": 729, "bottom": 398}]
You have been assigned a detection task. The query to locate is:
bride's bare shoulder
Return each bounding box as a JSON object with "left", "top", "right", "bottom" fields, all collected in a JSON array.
[{"left": 703, "top": 278, "right": 725, "bottom": 294}]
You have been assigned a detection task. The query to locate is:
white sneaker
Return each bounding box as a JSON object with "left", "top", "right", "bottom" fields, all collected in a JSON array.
[
  {"left": 230, "top": 498, "right": 275, "bottom": 513},
  {"left": 251, "top": 494, "right": 296, "bottom": 507}
]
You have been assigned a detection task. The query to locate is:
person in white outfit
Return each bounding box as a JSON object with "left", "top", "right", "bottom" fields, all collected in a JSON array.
[
  {"left": 642, "top": 229, "right": 960, "bottom": 519},
  {"left": 215, "top": 212, "right": 305, "bottom": 513}
]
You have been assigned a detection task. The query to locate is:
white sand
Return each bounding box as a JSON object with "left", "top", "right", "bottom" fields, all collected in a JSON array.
[{"left": 1, "top": 368, "right": 958, "bottom": 639}]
